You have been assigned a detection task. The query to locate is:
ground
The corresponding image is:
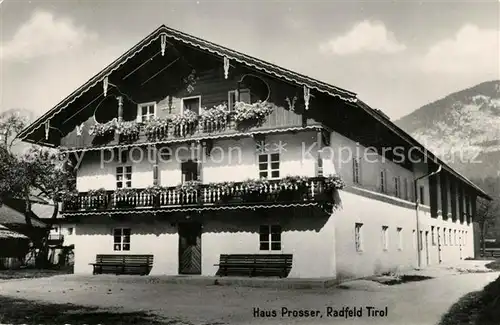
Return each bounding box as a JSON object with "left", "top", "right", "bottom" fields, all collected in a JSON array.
[{"left": 0, "top": 261, "right": 498, "bottom": 325}]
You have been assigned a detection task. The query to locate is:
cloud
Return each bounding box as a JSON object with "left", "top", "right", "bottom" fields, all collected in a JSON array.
[
  {"left": 319, "top": 20, "right": 406, "bottom": 55},
  {"left": 0, "top": 10, "right": 98, "bottom": 61},
  {"left": 420, "top": 24, "right": 500, "bottom": 74}
]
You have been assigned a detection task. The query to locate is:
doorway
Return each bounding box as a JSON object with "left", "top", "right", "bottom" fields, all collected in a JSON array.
[{"left": 178, "top": 222, "right": 202, "bottom": 275}]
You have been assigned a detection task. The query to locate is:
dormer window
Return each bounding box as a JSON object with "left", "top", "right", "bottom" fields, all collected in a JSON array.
[
  {"left": 137, "top": 102, "right": 156, "bottom": 122},
  {"left": 228, "top": 89, "right": 250, "bottom": 110},
  {"left": 181, "top": 96, "right": 201, "bottom": 115}
]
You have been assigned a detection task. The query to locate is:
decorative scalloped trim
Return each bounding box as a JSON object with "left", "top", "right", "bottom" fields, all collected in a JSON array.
[
  {"left": 21, "top": 26, "right": 357, "bottom": 141},
  {"left": 61, "top": 202, "right": 321, "bottom": 216},
  {"left": 60, "top": 125, "right": 322, "bottom": 153}
]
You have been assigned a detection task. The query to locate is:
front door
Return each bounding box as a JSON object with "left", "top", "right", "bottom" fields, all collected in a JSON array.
[{"left": 178, "top": 222, "right": 202, "bottom": 275}]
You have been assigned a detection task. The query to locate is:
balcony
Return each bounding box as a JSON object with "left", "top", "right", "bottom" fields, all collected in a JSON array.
[
  {"left": 61, "top": 102, "right": 311, "bottom": 150},
  {"left": 62, "top": 176, "right": 343, "bottom": 213}
]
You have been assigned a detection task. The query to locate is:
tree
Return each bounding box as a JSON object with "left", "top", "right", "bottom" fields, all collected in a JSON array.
[
  {"left": 0, "top": 110, "right": 72, "bottom": 267},
  {"left": 471, "top": 176, "right": 500, "bottom": 255},
  {"left": 476, "top": 198, "right": 498, "bottom": 255}
]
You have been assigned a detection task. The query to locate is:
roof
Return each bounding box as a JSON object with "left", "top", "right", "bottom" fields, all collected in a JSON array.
[
  {"left": 0, "top": 204, "right": 47, "bottom": 228},
  {"left": 356, "top": 100, "right": 492, "bottom": 200},
  {"left": 0, "top": 224, "right": 28, "bottom": 239},
  {"left": 18, "top": 24, "right": 490, "bottom": 200},
  {"left": 17, "top": 24, "right": 357, "bottom": 142}
]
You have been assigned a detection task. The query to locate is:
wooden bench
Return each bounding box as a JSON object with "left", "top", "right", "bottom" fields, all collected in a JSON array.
[
  {"left": 214, "top": 254, "right": 293, "bottom": 278},
  {"left": 90, "top": 254, "right": 154, "bottom": 275}
]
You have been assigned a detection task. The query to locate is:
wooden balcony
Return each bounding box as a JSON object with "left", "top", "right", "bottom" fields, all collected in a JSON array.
[
  {"left": 62, "top": 177, "right": 335, "bottom": 213},
  {"left": 60, "top": 103, "right": 314, "bottom": 150}
]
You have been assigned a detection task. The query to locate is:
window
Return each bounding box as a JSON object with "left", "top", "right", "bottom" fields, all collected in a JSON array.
[
  {"left": 397, "top": 227, "right": 403, "bottom": 250},
  {"left": 394, "top": 176, "right": 401, "bottom": 198},
  {"left": 352, "top": 157, "right": 361, "bottom": 184},
  {"left": 443, "top": 228, "right": 447, "bottom": 245},
  {"left": 380, "top": 170, "right": 387, "bottom": 193},
  {"left": 116, "top": 166, "right": 132, "bottom": 188},
  {"left": 259, "top": 225, "right": 281, "bottom": 251},
  {"left": 454, "top": 230, "right": 457, "bottom": 246},
  {"left": 113, "top": 228, "right": 130, "bottom": 251},
  {"left": 412, "top": 229, "right": 416, "bottom": 249},
  {"left": 228, "top": 89, "right": 250, "bottom": 110},
  {"left": 181, "top": 160, "right": 199, "bottom": 182},
  {"left": 258, "top": 153, "right": 280, "bottom": 179},
  {"left": 431, "top": 226, "right": 435, "bottom": 245},
  {"left": 465, "top": 231, "right": 467, "bottom": 245},
  {"left": 404, "top": 178, "right": 409, "bottom": 200},
  {"left": 437, "top": 227, "right": 440, "bottom": 245},
  {"left": 52, "top": 226, "right": 58, "bottom": 233},
  {"left": 419, "top": 186, "right": 425, "bottom": 204},
  {"left": 382, "top": 226, "right": 389, "bottom": 250},
  {"left": 449, "top": 229, "right": 452, "bottom": 246},
  {"left": 419, "top": 231, "right": 423, "bottom": 250},
  {"left": 182, "top": 96, "right": 201, "bottom": 115},
  {"left": 137, "top": 102, "right": 156, "bottom": 122},
  {"left": 67, "top": 227, "right": 74, "bottom": 235},
  {"left": 355, "top": 223, "right": 363, "bottom": 252}
]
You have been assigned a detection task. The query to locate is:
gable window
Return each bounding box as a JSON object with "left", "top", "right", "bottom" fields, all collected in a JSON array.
[
  {"left": 352, "top": 157, "right": 361, "bottom": 184},
  {"left": 137, "top": 102, "right": 156, "bottom": 122},
  {"left": 259, "top": 225, "right": 281, "bottom": 251},
  {"left": 382, "top": 226, "right": 389, "bottom": 250},
  {"left": 258, "top": 153, "right": 280, "bottom": 179},
  {"left": 181, "top": 160, "right": 199, "bottom": 182},
  {"left": 380, "top": 169, "right": 387, "bottom": 193},
  {"left": 228, "top": 89, "right": 250, "bottom": 110},
  {"left": 116, "top": 166, "right": 132, "bottom": 188},
  {"left": 113, "top": 228, "right": 130, "bottom": 251},
  {"left": 397, "top": 227, "right": 403, "bottom": 250},
  {"left": 394, "top": 176, "right": 401, "bottom": 198},
  {"left": 182, "top": 96, "right": 201, "bottom": 115},
  {"left": 419, "top": 186, "right": 425, "bottom": 204},
  {"left": 355, "top": 223, "right": 363, "bottom": 252}
]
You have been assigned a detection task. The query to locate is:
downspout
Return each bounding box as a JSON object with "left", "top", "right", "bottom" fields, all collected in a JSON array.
[{"left": 414, "top": 164, "right": 442, "bottom": 268}]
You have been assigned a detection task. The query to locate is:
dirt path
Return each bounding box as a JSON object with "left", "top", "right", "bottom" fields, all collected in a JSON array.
[{"left": 1, "top": 271, "right": 498, "bottom": 324}]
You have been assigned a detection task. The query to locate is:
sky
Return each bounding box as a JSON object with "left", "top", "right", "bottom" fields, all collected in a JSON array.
[{"left": 0, "top": 0, "right": 499, "bottom": 121}]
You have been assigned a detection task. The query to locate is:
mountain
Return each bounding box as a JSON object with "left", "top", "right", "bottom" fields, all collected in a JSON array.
[{"left": 395, "top": 80, "right": 500, "bottom": 180}]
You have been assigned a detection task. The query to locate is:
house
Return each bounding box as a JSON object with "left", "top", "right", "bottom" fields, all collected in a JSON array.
[
  {"left": 31, "top": 202, "right": 76, "bottom": 266},
  {"left": 0, "top": 200, "right": 47, "bottom": 268},
  {"left": 17, "top": 25, "right": 491, "bottom": 279}
]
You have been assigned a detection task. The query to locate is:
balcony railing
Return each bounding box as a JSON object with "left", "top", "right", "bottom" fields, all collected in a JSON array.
[{"left": 62, "top": 177, "right": 333, "bottom": 213}]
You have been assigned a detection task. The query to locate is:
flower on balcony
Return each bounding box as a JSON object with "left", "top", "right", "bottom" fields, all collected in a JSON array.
[
  {"left": 240, "top": 178, "right": 270, "bottom": 193},
  {"left": 89, "top": 119, "right": 117, "bottom": 137},
  {"left": 176, "top": 180, "right": 202, "bottom": 194},
  {"left": 171, "top": 110, "right": 199, "bottom": 128},
  {"left": 279, "top": 175, "right": 309, "bottom": 190},
  {"left": 233, "top": 101, "right": 275, "bottom": 129},
  {"left": 87, "top": 188, "right": 107, "bottom": 197},
  {"left": 59, "top": 189, "right": 79, "bottom": 203},
  {"left": 143, "top": 117, "right": 170, "bottom": 138},
  {"left": 142, "top": 185, "right": 168, "bottom": 196},
  {"left": 208, "top": 181, "right": 235, "bottom": 194},
  {"left": 199, "top": 104, "right": 230, "bottom": 124},
  {"left": 323, "top": 174, "right": 346, "bottom": 190},
  {"left": 115, "top": 120, "right": 140, "bottom": 137},
  {"left": 114, "top": 187, "right": 137, "bottom": 199}
]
